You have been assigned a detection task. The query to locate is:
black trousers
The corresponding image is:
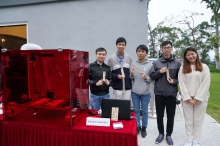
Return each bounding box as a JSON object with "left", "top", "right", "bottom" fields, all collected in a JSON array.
[{"left": 155, "top": 95, "right": 176, "bottom": 136}]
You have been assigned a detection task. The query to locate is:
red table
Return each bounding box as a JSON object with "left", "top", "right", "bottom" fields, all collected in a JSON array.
[{"left": 2, "top": 112, "right": 137, "bottom": 146}]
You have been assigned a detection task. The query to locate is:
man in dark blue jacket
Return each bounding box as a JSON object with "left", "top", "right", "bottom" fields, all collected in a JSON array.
[
  {"left": 88, "top": 47, "right": 112, "bottom": 110},
  {"left": 107, "top": 37, "right": 132, "bottom": 99},
  {"left": 150, "top": 41, "right": 181, "bottom": 146}
]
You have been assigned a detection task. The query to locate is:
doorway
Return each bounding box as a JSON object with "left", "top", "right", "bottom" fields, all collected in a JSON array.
[{"left": 0, "top": 25, "right": 27, "bottom": 50}]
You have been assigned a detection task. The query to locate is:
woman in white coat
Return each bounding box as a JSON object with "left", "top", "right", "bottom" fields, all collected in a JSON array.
[{"left": 178, "top": 47, "right": 210, "bottom": 146}]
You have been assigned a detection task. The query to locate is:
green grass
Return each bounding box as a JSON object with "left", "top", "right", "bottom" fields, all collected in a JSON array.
[{"left": 207, "top": 72, "right": 220, "bottom": 123}]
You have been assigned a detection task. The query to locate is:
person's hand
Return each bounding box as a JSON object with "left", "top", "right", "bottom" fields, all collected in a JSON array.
[
  {"left": 187, "top": 99, "right": 195, "bottom": 105},
  {"left": 96, "top": 80, "right": 103, "bottom": 86},
  {"left": 86, "top": 79, "right": 89, "bottom": 84},
  {"left": 103, "top": 79, "right": 110, "bottom": 85},
  {"left": 140, "top": 72, "right": 147, "bottom": 80},
  {"left": 193, "top": 99, "right": 199, "bottom": 104},
  {"left": 160, "top": 67, "right": 167, "bottom": 73},
  {"left": 130, "top": 67, "right": 135, "bottom": 77},
  {"left": 118, "top": 74, "right": 124, "bottom": 79},
  {"left": 167, "top": 77, "right": 174, "bottom": 84}
]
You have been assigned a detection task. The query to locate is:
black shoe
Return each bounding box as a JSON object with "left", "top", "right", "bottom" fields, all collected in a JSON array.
[
  {"left": 155, "top": 133, "right": 164, "bottom": 144},
  {"left": 137, "top": 127, "right": 141, "bottom": 135},
  {"left": 166, "top": 135, "right": 174, "bottom": 146},
  {"left": 141, "top": 127, "right": 147, "bottom": 138}
]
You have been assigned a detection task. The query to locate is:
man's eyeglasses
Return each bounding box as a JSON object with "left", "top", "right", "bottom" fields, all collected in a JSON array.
[{"left": 162, "top": 46, "right": 172, "bottom": 50}]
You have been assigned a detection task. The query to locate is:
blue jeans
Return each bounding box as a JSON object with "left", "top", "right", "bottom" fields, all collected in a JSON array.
[
  {"left": 131, "top": 92, "right": 151, "bottom": 127},
  {"left": 89, "top": 93, "right": 110, "bottom": 110}
]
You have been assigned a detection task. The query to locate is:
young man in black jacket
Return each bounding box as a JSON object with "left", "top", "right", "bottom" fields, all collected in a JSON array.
[
  {"left": 150, "top": 41, "right": 181, "bottom": 146},
  {"left": 88, "top": 47, "right": 112, "bottom": 110}
]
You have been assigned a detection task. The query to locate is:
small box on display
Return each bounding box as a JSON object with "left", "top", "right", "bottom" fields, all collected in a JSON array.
[{"left": 113, "top": 122, "right": 123, "bottom": 129}]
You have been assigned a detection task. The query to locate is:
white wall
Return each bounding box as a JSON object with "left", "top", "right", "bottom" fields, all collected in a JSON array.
[{"left": 0, "top": 0, "right": 149, "bottom": 62}]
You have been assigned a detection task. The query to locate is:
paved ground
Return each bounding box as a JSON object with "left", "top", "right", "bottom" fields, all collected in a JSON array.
[{"left": 138, "top": 104, "right": 220, "bottom": 146}]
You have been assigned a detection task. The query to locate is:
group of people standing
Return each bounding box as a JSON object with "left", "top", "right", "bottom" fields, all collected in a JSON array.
[{"left": 87, "top": 37, "right": 210, "bottom": 146}]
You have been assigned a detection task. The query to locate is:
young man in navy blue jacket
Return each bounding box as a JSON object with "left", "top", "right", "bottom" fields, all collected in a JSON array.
[{"left": 107, "top": 37, "right": 132, "bottom": 100}]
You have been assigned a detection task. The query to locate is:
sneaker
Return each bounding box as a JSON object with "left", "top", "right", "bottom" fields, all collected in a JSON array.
[
  {"left": 137, "top": 127, "right": 141, "bottom": 135},
  {"left": 141, "top": 127, "right": 147, "bottom": 138},
  {"left": 166, "top": 135, "right": 174, "bottom": 146},
  {"left": 192, "top": 141, "right": 200, "bottom": 146},
  {"left": 184, "top": 141, "right": 192, "bottom": 146},
  {"left": 155, "top": 134, "right": 164, "bottom": 144}
]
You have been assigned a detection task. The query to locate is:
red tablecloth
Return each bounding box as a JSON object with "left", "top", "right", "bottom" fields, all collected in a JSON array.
[{"left": 2, "top": 113, "right": 137, "bottom": 146}]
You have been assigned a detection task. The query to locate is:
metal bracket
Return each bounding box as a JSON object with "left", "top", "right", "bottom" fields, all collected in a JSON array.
[{"left": 57, "top": 47, "right": 63, "bottom": 52}]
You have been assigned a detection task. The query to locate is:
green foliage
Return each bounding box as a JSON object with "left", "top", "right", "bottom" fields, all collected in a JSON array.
[
  {"left": 211, "top": 13, "right": 220, "bottom": 23},
  {"left": 207, "top": 72, "right": 220, "bottom": 123},
  {"left": 198, "top": 0, "right": 220, "bottom": 65},
  {"left": 148, "top": 18, "right": 214, "bottom": 60},
  {"left": 209, "top": 65, "right": 220, "bottom": 72},
  {"left": 148, "top": 22, "right": 186, "bottom": 58}
]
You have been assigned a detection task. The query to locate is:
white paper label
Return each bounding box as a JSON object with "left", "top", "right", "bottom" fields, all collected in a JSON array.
[{"left": 86, "top": 117, "right": 110, "bottom": 126}]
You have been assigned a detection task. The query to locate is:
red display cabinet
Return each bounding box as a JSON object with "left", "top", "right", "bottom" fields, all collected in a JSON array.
[{"left": 0, "top": 49, "right": 89, "bottom": 127}]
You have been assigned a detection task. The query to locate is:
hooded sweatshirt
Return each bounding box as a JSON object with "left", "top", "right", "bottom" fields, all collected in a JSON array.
[{"left": 131, "top": 59, "right": 152, "bottom": 95}]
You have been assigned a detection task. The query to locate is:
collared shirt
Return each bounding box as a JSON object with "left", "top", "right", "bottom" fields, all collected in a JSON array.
[
  {"left": 96, "top": 61, "right": 103, "bottom": 65},
  {"left": 116, "top": 52, "right": 124, "bottom": 63}
]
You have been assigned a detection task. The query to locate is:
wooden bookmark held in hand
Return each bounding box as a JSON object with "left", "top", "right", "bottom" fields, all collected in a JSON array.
[
  {"left": 121, "top": 68, "right": 125, "bottom": 78},
  {"left": 103, "top": 71, "right": 106, "bottom": 81},
  {"left": 166, "top": 69, "right": 170, "bottom": 79},
  {"left": 132, "top": 65, "right": 142, "bottom": 73}
]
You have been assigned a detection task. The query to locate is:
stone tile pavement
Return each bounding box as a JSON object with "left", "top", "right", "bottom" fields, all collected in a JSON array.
[{"left": 138, "top": 104, "right": 220, "bottom": 146}]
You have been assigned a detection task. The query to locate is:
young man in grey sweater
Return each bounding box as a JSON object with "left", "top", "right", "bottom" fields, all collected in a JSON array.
[{"left": 130, "top": 45, "right": 152, "bottom": 138}]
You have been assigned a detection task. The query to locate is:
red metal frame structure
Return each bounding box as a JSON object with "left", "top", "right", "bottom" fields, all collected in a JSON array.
[{"left": 0, "top": 49, "right": 89, "bottom": 127}]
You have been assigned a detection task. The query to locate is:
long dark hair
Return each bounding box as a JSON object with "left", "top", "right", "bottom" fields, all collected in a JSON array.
[{"left": 182, "top": 47, "right": 203, "bottom": 73}]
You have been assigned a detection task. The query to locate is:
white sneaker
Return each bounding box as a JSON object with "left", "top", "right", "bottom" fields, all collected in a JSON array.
[
  {"left": 192, "top": 141, "right": 200, "bottom": 146},
  {"left": 184, "top": 142, "right": 192, "bottom": 146}
]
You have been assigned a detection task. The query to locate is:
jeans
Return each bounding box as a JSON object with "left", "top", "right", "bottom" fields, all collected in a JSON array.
[
  {"left": 89, "top": 93, "right": 110, "bottom": 110},
  {"left": 155, "top": 95, "right": 176, "bottom": 136},
  {"left": 131, "top": 92, "right": 151, "bottom": 127}
]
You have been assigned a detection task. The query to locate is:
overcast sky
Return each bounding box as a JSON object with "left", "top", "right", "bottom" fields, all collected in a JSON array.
[
  {"left": 148, "top": 0, "right": 215, "bottom": 60},
  {"left": 148, "top": 0, "right": 212, "bottom": 27}
]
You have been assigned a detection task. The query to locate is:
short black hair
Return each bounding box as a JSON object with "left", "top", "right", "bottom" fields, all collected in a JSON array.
[
  {"left": 116, "top": 37, "right": 127, "bottom": 45},
  {"left": 161, "top": 41, "right": 172, "bottom": 48},
  {"left": 136, "top": 45, "right": 148, "bottom": 53},
  {"left": 95, "top": 47, "right": 107, "bottom": 54}
]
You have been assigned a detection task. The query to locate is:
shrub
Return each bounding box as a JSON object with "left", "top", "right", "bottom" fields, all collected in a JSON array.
[{"left": 208, "top": 65, "right": 220, "bottom": 72}]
